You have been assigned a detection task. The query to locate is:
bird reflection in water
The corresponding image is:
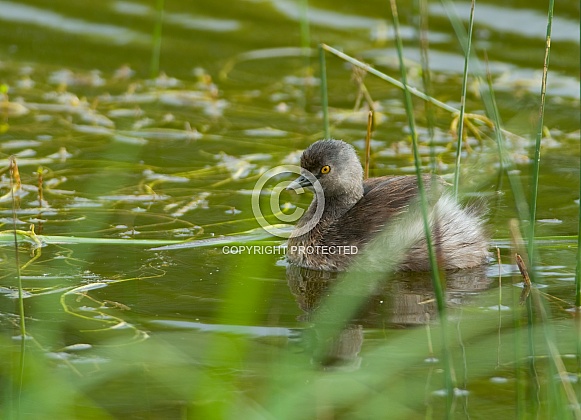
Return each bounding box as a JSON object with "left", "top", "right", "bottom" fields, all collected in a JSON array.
[{"left": 286, "top": 264, "right": 492, "bottom": 370}]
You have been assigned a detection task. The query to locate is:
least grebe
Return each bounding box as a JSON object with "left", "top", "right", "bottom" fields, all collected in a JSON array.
[{"left": 286, "top": 139, "right": 488, "bottom": 271}]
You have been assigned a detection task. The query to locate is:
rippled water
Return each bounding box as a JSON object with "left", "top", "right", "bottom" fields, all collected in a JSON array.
[{"left": 0, "top": 0, "right": 579, "bottom": 418}]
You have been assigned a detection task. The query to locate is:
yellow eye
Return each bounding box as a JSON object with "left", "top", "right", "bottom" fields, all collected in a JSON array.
[{"left": 320, "top": 165, "right": 331, "bottom": 174}]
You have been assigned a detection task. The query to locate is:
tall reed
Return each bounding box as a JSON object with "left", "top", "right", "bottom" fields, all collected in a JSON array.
[
  {"left": 452, "top": 0, "right": 475, "bottom": 197},
  {"left": 9, "top": 156, "right": 26, "bottom": 417},
  {"left": 9, "top": 157, "right": 25, "bottom": 339},
  {"left": 388, "top": 0, "right": 454, "bottom": 408},
  {"left": 577, "top": 170, "right": 581, "bottom": 307},
  {"left": 527, "top": 0, "right": 555, "bottom": 269},
  {"left": 416, "top": 0, "right": 437, "bottom": 172},
  {"left": 299, "top": 0, "right": 311, "bottom": 110},
  {"left": 150, "top": 0, "right": 165, "bottom": 78},
  {"left": 319, "top": 45, "right": 330, "bottom": 138}
]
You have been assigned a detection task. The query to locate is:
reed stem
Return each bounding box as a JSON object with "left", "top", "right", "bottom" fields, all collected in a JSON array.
[
  {"left": 150, "top": 0, "right": 165, "bottom": 78},
  {"left": 527, "top": 0, "right": 554, "bottom": 269},
  {"left": 321, "top": 43, "right": 457, "bottom": 114},
  {"left": 577, "top": 159, "right": 581, "bottom": 306},
  {"left": 9, "top": 157, "right": 25, "bottom": 338},
  {"left": 417, "top": 0, "right": 437, "bottom": 173},
  {"left": 299, "top": 0, "right": 311, "bottom": 54},
  {"left": 364, "top": 110, "right": 373, "bottom": 179},
  {"left": 299, "top": 0, "right": 311, "bottom": 110},
  {"left": 319, "top": 44, "right": 330, "bottom": 138},
  {"left": 389, "top": 0, "right": 454, "bottom": 406},
  {"left": 9, "top": 157, "right": 26, "bottom": 417},
  {"left": 452, "top": 0, "right": 475, "bottom": 197}
]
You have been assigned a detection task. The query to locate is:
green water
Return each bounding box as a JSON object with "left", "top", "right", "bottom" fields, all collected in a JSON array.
[{"left": 0, "top": 0, "right": 580, "bottom": 418}]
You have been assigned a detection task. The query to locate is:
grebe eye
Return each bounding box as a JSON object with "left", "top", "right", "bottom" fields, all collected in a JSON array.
[{"left": 320, "top": 165, "right": 331, "bottom": 174}]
